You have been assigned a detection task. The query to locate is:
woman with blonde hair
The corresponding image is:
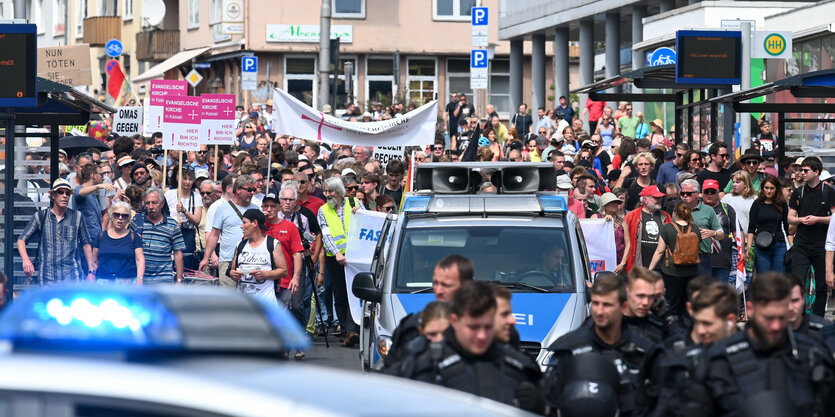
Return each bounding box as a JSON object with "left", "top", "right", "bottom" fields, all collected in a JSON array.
[
  {"left": 92, "top": 201, "right": 145, "bottom": 284},
  {"left": 721, "top": 170, "right": 757, "bottom": 235}
]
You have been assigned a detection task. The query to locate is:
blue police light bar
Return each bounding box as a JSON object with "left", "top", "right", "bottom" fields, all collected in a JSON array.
[
  {"left": 539, "top": 195, "right": 568, "bottom": 212},
  {"left": 0, "top": 284, "right": 310, "bottom": 353},
  {"left": 402, "top": 195, "right": 431, "bottom": 213}
]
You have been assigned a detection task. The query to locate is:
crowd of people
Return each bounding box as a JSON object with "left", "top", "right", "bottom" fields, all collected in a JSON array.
[{"left": 8, "top": 95, "right": 835, "bottom": 413}]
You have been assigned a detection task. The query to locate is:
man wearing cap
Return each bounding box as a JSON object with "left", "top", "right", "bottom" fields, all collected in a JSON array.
[
  {"left": 656, "top": 143, "right": 690, "bottom": 186},
  {"left": 18, "top": 179, "right": 95, "bottom": 284},
  {"left": 229, "top": 208, "right": 287, "bottom": 308},
  {"left": 114, "top": 155, "right": 135, "bottom": 190},
  {"left": 702, "top": 179, "right": 737, "bottom": 281},
  {"left": 200, "top": 175, "right": 262, "bottom": 288},
  {"left": 679, "top": 179, "right": 724, "bottom": 276},
  {"left": 697, "top": 142, "right": 731, "bottom": 196},
  {"left": 624, "top": 184, "right": 672, "bottom": 273},
  {"left": 261, "top": 189, "right": 304, "bottom": 310},
  {"left": 724, "top": 149, "right": 763, "bottom": 194},
  {"left": 755, "top": 120, "right": 776, "bottom": 153}
]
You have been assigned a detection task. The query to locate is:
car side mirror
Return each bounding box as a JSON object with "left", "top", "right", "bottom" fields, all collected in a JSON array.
[{"left": 352, "top": 272, "right": 382, "bottom": 304}]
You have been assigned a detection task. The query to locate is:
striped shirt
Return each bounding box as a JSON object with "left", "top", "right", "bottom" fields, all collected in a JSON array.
[
  {"left": 19, "top": 208, "right": 92, "bottom": 284},
  {"left": 130, "top": 214, "right": 185, "bottom": 280}
]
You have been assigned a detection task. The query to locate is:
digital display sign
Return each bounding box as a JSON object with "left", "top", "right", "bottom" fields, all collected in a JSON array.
[
  {"left": 0, "top": 24, "right": 37, "bottom": 107},
  {"left": 676, "top": 30, "right": 741, "bottom": 85}
]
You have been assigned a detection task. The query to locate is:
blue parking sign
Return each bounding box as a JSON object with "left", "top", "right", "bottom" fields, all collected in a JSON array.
[
  {"left": 471, "top": 7, "right": 488, "bottom": 26},
  {"left": 242, "top": 56, "right": 258, "bottom": 73},
  {"left": 471, "top": 50, "right": 488, "bottom": 69}
]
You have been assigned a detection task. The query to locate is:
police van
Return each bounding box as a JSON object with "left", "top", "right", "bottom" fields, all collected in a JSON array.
[{"left": 352, "top": 162, "right": 591, "bottom": 371}]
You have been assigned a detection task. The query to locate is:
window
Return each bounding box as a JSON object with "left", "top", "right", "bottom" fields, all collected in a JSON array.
[
  {"left": 366, "top": 57, "right": 394, "bottom": 107},
  {"left": 406, "top": 58, "right": 436, "bottom": 107},
  {"left": 188, "top": 0, "right": 199, "bottom": 29},
  {"left": 490, "top": 59, "right": 511, "bottom": 118},
  {"left": 284, "top": 56, "right": 317, "bottom": 107},
  {"left": 332, "top": 0, "right": 364, "bottom": 19},
  {"left": 433, "top": 0, "right": 475, "bottom": 21},
  {"left": 98, "top": 0, "right": 117, "bottom": 16},
  {"left": 52, "top": 0, "right": 66, "bottom": 36},
  {"left": 446, "top": 58, "right": 472, "bottom": 104},
  {"left": 75, "top": 0, "right": 86, "bottom": 38},
  {"left": 30, "top": 0, "right": 44, "bottom": 34},
  {"left": 210, "top": 0, "right": 221, "bottom": 24},
  {"left": 330, "top": 58, "right": 358, "bottom": 111},
  {"left": 122, "top": 0, "right": 133, "bottom": 20}
]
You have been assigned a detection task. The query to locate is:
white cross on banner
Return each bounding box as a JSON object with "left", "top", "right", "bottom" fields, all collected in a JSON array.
[
  {"left": 200, "top": 94, "right": 237, "bottom": 145},
  {"left": 271, "top": 88, "right": 437, "bottom": 146}
]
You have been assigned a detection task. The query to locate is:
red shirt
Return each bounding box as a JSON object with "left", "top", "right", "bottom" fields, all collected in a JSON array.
[
  {"left": 299, "top": 194, "right": 325, "bottom": 217},
  {"left": 584, "top": 98, "right": 606, "bottom": 122},
  {"left": 265, "top": 219, "right": 305, "bottom": 289}
]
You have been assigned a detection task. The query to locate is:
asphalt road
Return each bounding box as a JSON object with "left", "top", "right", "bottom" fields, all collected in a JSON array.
[{"left": 298, "top": 333, "right": 363, "bottom": 371}]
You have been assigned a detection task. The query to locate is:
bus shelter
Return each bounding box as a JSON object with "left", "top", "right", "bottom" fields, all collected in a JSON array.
[
  {"left": 571, "top": 64, "right": 735, "bottom": 152},
  {"left": 1, "top": 78, "right": 116, "bottom": 293},
  {"left": 710, "top": 68, "right": 835, "bottom": 164}
]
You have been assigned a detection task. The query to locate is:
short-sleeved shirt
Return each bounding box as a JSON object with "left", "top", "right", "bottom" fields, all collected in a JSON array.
[
  {"left": 73, "top": 185, "right": 103, "bottom": 242},
  {"left": 723, "top": 173, "right": 761, "bottom": 194},
  {"left": 617, "top": 116, "right": 640, "bottom": 138},
  {"left": 265, "top": 219, "right": 304, "bottom": 289},
  {"left": 697, "top": 168, "right": 732, "bottom": 193},
  {"left": 164, "top": 189, "right": 203, "bottom": 225},
  {"left": 299, "top": 195, "right": 325, "bottom": 218},
  {"left": 212, "top": 200, "right": 261, "bottom": 261},
  {"left": 790, "top": 182, "right": 835, "bottom": 247},
  {"left": 18, "top": 208, "right": 92, "bottom": 284},
  {"left": 130, "top": 215, "right": 185, "bottom": 280},
  {"left": 690, "top": 202, "right": 722, "bottom": 254},
  {"left": 640, "top": 211, "right": 664, "bottom": 268},
  {"left": 94, "top": 230, "right": 143, "bottom": 279},
  {"left": 659, "top": 222, "right": 702, "bottom": 277},
  {"left": 584, "top": 99, "right": 606, "bottom": 122}
]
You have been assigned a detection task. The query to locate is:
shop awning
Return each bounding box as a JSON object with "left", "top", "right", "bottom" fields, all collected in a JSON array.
[{"left": 132, "top": 46, "right": 211, "bottom": 83}]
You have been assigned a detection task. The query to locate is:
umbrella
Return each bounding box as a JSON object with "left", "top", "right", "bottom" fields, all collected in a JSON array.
[{"left": 59, "top": 136, "right": 111, "bottom": 157}]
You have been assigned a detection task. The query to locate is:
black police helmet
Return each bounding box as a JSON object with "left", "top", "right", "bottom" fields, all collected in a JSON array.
[
  {"left": 739, "top": 391, "right": 796, "bottom": 417},
  {"left": 557, "top": 353, "right": 620, "bottom": 417}
]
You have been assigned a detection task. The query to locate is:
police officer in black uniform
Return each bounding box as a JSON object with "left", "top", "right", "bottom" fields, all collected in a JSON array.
[
  {"left": 622, "top": 267, "right": 668, "bottom": 344},
  {"left": 542, "top": 274, "right": 653, "bottom": 416},
  {"left": 384, "top": 255, "right": 474, "bottom": 367},
  {"left": 787, "top": 273, "right": 829, "bottom": 341},
  {"left": 698, "top": 272, "right": 835, "bottom": 417},
  {"left": 385, "top": 281, "right": 544, "bottom": 413},
  {"left": 641, "top": 282, "right": 739, "bottom": 417}
]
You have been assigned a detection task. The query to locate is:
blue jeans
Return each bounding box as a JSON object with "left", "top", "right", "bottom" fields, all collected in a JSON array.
[
  {"left": 755, "top": 241, "right": 787, "bottom": 274},
  {"left": 712, "top": 268, "right": 731, "bottom": 282},
  {"left": 316, "top": 262, "right": 336, "bottom": 327}
]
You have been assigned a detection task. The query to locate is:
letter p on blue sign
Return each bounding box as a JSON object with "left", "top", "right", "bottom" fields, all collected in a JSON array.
[
  {"left": 471, "top": 7, "right": 488, "bottom": 25},
  {"left": 471, "top": 50, "right": 488, "bottom": 69}
]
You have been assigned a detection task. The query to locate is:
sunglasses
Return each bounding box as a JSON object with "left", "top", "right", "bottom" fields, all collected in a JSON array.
[
  {"left": 382, "top": 205, "right": 395, "bottom": 212},
  {"left": 346, "top": 186, "right": 359, "bottom": 191},
  {"left": 112, "top": 212, "right": 129, "bottom": 220},
  {"left": 54, "top": 189, "right": 72, "bottom": 196},
  {"left": 703, "top": 189, "right": 718, "bottom": 195},
  {"left": 716, "top": 153, "right": 729, "bottom": 158},
  {"left": 197, "top": 151, "right": 207, "bottom": 154},
  {"left": 801, "top": 168, "right": 812, "bottom": 173},
  {"left": 242, "top": 187, "right": 258, "bottom": 193},
  {"left": 745, "top": 161, "right": 760, "bottom": 166},
  {"left": 680, "top": 191, "right": 696, "bottom": 196},
  {"left": 201, "top": 191, "right": 213, "bottom": 196},
  {"left": 433, "top": 146, "right": 444, "bottom": 150},
  {"left": 690, "top": 158, "right": 700, "bottom": 163},
  {"left": 676, "top": 153, "right": 685, "bottom": 158},
  {"left": 298, "top": 180, "right": 307, "bottom": 184}
]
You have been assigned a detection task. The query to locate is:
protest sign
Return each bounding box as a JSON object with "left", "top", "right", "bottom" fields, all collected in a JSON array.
[
  {"left": 162, "top": 96, "right": 201, "bottom": 151},
  {"left": 200, "top": 94, "right": 236, "bottom": 145}
]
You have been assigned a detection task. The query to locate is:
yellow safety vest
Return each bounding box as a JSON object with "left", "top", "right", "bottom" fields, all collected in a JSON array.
[{"left": 322, "top": 197, "right": 358, "bottom": 256}]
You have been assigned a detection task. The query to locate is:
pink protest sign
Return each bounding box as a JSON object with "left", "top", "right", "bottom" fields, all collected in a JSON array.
[
  {"left": 148, "top": 80, "right": 188, "bottom": 132},
  {"left": 162, "top": 96, "right": 201, "bottom": 151},
  {"left": 200, "top": 94, "right": 236, "bottom": 145}
]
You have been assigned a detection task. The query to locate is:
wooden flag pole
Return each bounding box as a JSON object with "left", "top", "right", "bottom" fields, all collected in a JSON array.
[
  {"left": 214, "top": 145, "right": 219, "bottom": 180},
  {"left": 161, "top": 149, "right": 168, "bottom": 190}
]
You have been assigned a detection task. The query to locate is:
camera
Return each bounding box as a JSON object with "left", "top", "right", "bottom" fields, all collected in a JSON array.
[{"left": 148, "top": 146, "right": 164, "bottom": 155}]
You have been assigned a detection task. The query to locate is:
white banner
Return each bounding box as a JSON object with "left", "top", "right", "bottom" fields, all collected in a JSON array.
[
  {"left": 272, "top": 88, "right": 437, "bottom": 147},
  {"left": 579, "top": 219, "right": 617, "bottom": 274},
  {"left": 112, "top": 106, "right": 144, "bottom": 136},
  {"left": 345, "top": 210, "right": 389, "bottom": 325}
]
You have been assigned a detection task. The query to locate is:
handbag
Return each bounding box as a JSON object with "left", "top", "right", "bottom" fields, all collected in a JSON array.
[{"left": 755, "top": 221, "right": 779, "bottom": 249}]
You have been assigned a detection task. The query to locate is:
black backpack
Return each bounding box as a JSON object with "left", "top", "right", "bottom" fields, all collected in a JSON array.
[{"left": 225, "top": 236, "right": 278, "bottom": 278}]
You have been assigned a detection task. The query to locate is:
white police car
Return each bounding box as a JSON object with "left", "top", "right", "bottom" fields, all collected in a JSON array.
[
  {"left": 353, "top": 163, "right": 591, "bottom": 371},
  {"left": 0, "top": 284, "right": 537, "bottom": 416}
]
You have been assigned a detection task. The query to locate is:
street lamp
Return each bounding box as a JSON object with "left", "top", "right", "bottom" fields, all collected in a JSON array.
[{"left": 344, "top": 60, "right": 354, "bottom": 106}]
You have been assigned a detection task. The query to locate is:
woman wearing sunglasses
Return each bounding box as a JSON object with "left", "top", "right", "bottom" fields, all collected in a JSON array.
[
  {"left": 92, "top": 201, "right": 145, "bottom": 284},
  {"left": 166, "top": 168, "right": 203, "bottom": 272}
]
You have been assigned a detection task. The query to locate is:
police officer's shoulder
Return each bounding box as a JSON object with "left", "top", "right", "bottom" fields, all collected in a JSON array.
[
  {"left": 622, "top": 324, "right": 655, "bottom": 354},
  {"left": 500, "top": 344, "right": 542, "bottom": 379},
  {"left": 547, "top": 322, "right": 595, "bottom": 354},
  {"left": 706, "top": 330, "right": 747, "bottom": 360},
  {"left": 793, "top": 330, "right": 835, "bottom": 365},
  {"left": 807, "top": 314, "right": 830, "bottom": 332}
]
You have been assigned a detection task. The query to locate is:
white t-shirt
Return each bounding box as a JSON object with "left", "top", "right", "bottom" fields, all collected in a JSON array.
[
  {"left": 721, "top": 194, "right": 756, "bottom": 234},
  {"left": 236, "top": 238, "right": 278, "bottom": 307},
  {"left": 204, "top": 196, "right": 228, "bottom": 234},
  {"left": 164, "top": 189, "right": 203, "bottom": 226}
]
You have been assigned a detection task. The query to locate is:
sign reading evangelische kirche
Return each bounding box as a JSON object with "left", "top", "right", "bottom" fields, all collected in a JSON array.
[{"left": 265, "top": 24, "right": 353, "bottom": 43}]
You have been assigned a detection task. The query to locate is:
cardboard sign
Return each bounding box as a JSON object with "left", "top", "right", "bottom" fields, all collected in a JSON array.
[
  {"left": 371, "top": 146, "right": 404, "bottom": 167},
  {"left": 147, "top": 80, "right": 188, "bottom": 133},
  {"left": 200, "top": 94, "right": 236, "bottom": 145},
  {"left": 112, "top": 106, "right": 144, "bottom": 136},
  {"left": 162, "top": 96, "right": 201, "bottom": 151},
  {"left": 37, "top": 44, "right": 92, "bottom": 88}
]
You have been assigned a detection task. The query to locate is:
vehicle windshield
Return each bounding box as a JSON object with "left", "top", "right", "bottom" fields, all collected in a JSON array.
[{"left": 395, "top": 226, "right": 575, "bottom": 293}]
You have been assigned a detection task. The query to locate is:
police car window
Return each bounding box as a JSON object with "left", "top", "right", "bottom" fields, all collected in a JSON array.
[{"left": 395, "top": 226, "right": 574, "bottom": 292}]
